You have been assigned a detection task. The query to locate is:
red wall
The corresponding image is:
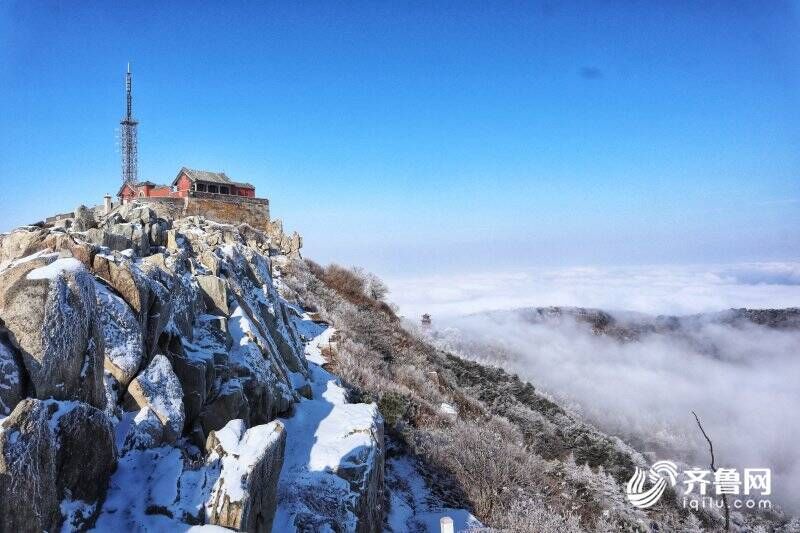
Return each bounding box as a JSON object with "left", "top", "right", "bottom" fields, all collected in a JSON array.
[
  {"left": 176, "top": 174, "right": 192, "bottom": 196},
  {"left": 147, "top": 186, "right": 175, "bottom": 198},
  {"left": 233, "top": 186, "right": 255, "bottom": 197},
  {"left": 119, "top": 184, "right": 137, "bottom": 201}
]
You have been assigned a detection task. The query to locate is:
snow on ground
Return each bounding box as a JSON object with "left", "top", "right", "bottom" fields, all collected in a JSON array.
[
  {"left": 272, "top": 325, "right": 382, "bottom": 532},
  {"left": 385, "top": 454, "right": 482, "bottom": 533},
  {"left": 301, "top": 325, "right": 334, "bottom": 366},
  {"left": 92, "top": 444, "right": 228, "bottom": 532},
  {"left": 92, "top": 314, "right": 476, "bottom": 532}
]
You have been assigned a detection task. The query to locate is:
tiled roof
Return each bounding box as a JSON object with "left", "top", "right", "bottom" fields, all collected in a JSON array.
[{"left": 174, "top": 167, "right": 255, "bottom": 189}]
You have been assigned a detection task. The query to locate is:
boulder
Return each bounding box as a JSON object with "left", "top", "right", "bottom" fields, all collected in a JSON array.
[
  {"left": 126, "top": 354, "right": 185, "bottom": 444},
  {"left": 51, "top": 401, "right": 117, "bottom": 503},
  {"left": 166, "top": 229, "right": 181, "bottom": 251},
  {"left": 168, "top": 353, "right": 211, "bottom": 427},
  {"left": 0, "top": 229, "right": 95, "bottom": 269},
  {"left": 148, "top": 221, "right": 166, "bottom": 247},
  {"left": 95, "top": 280, "right": 144, "bottom": 386},
  {"left": 120, "top": 406, "right": 165, "bottom": 452},
  {"left": 107, "top": 222, "right": 149, "bottom": 256},
  {"left": 197, "top": 274, "right": 229, "bottom": 316},
  {"left": 0, "top": 227, "right": 48, "bottom": 264},
  {"left": 0, "top": 257, "right": 106, "bottom": 408},
  {"left": 141, "top": 252, "right": 167, "bottom": 271},
  {"left": 126, "top": 205, "right": 156, "bottom": 225},
  {"left": 205, "top": 419, "right": 286, "bottom": 532},
  {"left": 139, "top": 259, "right": 199, "bottom": 341},
  {"left": 0, "top": 399, "right": 60, "bottom": 532},
  {"left": 0, "top": 399, "right": 116, "bottom": 532},
  {"left": 91, "top": 257, "right": 173, "bottom": 358},
  {"left": 200, "top": 250, "right": 221, "bottom": 276},
  {"left": 0, "top": 337, "right": 23, "bottom": 415},
  {"left": 73, "top": 204, "right": 97, "bottom": 232},
  {"left": 84, "top": 228, "right": 134, "bottom": 252},
  {"left": 199, "top": 379, "right": 249, "bottom": 436}
]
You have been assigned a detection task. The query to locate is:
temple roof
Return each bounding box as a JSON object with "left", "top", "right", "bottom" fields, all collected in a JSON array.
[{"left": 173, "top": 167, "right": 254, "bottom": 189}]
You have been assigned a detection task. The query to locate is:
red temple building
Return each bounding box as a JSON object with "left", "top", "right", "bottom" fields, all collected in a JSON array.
[{"left": 118, "top": 167, "right": 256, "bottom": 203}]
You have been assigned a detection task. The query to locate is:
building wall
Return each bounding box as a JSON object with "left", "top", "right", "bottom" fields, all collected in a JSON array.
[
  {"left": 175, "top": 174, "right": 192, "bottom": 196},
  {"left": 233, "top": 186, "right": 255, "bottom": 198},
  {"left": 185, "top": 194, "right": 270, "bottom": 231},
  {"left": 133, "top": 194, "right": 270, "bottom": 231},
  {"left": 120, "top": 184, "right": 137, "bottom": 202},
  {"left": 146, "top": 186, "right": 176, "bottom": 198}
]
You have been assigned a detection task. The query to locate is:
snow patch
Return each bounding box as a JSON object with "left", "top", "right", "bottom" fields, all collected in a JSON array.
[
  {"left": 26, "top": 257, "right": 84, "bottom": 280},
  {"left": 385, "top": 454, "right": 482, "bottom": 533}
]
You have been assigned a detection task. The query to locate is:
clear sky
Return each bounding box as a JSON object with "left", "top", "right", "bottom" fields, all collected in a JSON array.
[{"left": 1, "top": 1, "right": 798, "bottom": 277}]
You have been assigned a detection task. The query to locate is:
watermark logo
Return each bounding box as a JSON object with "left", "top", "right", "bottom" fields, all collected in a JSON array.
[
  {"left": 626, "top": 460, "right": 679, "bottom": 508},
  {"left": 626, "top": 461, "right": 773, "bottom": 511}
]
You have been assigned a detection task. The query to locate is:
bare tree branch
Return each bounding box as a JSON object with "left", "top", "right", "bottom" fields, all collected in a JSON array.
[{"left": 692, "top": 410, "right": 729, "bottom": 532}]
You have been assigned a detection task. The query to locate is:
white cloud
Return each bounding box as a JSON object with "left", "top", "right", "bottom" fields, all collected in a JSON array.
[
  {"left": 386, "top": 262, "right": 800, "bottom": 320},
  {"left": 386, "top": 261, "right": 800, "bottom": 511},
  {"left": 432, "top": 311, "right": 800, "bottom": 513}
]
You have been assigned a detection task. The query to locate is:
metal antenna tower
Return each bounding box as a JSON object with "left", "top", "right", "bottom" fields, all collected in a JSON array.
[{"left": 120, "top": 62, "right": 139, "bottom": 186}]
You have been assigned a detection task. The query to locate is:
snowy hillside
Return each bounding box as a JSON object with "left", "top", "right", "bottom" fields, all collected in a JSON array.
[
  {"left": 2, "top": 202, "right": 797, "bottom": 532},
  {"left": 0, "top": 202, "right": 433, "bottom": 532}
]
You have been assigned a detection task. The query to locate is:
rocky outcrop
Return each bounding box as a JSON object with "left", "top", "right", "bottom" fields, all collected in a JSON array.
[
  {"left": 0, "top": 257, "right": 106, "bottom": 409},
  {"left": 267, "top": 219, "right": 302, "bottom": 257},
  {"left": 168, "top": 351, "right": 212, "bottom": 430},
  {"left": 125, "top": 354, "right": 185, "bottom": 445},
  {"left": 73, "top": 204, "right": 97, "bottom": 232},
  {"left": 0, "top": 202, "right": 358, "bottom": 531},
  {"left": 200, "top": 379, "right": 250, "bottom": 436},
  {"left": 205, "top": 419, "right": 286, "bottom": 532},
  {"left": 91, "top": 255, "right": 173, "bottom": 358},
  {"left": 197, "top": 274, "right": 230, "bottom": 316},
  {"left": 0, "top": 399, "right": 116, "bottom": 532},
  {"left": 0, "top": 337, "right": 23, "bottom": 415},
  {"left": 95, "top": 280, "right": 144, "bottom": 386}
]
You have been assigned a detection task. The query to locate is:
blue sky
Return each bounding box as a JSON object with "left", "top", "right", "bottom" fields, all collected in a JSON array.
[{"left": 1, "top": 1, "right": 798, "bottom": 276}]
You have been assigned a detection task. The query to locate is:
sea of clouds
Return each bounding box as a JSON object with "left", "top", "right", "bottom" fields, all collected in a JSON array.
[
  {"left": 386, "top": 262, "right": 800, "bottom": 319},
  {"left": 386, "top": 262, "right": 800, "bottom": 512}
]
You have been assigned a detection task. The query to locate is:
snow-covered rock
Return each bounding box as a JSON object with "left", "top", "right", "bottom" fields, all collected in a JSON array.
[
  {"left": 125, "top": 354, "right": 185, "bottom": 445},
  {"left": 197, "top": 274, "right": 230, "bottom": 316},
  {"left": 0, "top": 208, "right": 393, "bottom": 531},
  {"left": 0, "top": 398, "right": 116, "bottom": 532},
  {"left": 95, "top": 280, "right": 144, "bottom": 386},
  {"left": 92, "top": 256, "right": 161, "bottom": 348},
  {"left": 73, "top": 204, "right": 97, "bottom": 232},
  {"left": 0, "top": 256, "right": 106, "bottom": 408},
  {"left": 0, "top": 337, "right": 22, "bottom": 415},
  {"left": 205, "top": 419, "right": 286, "bottom": 532}
]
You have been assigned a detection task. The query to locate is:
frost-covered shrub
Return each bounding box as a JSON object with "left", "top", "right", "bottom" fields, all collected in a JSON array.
[{"left": 377, "top": 391, "right": 409, "bottom": 426}]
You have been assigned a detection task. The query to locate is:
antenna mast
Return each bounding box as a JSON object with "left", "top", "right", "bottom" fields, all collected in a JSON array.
[{"left": 120, "top": 62, "right": 138, "bottom": 186}]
